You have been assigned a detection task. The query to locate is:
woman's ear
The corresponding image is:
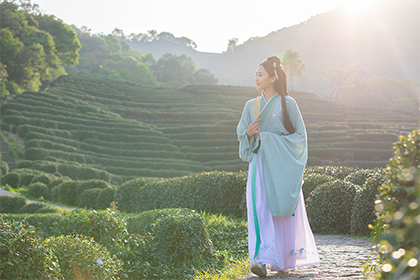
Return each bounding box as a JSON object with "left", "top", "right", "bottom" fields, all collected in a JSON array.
[{"left": 269, "top": 76, "right": 277, "bottom": 84}]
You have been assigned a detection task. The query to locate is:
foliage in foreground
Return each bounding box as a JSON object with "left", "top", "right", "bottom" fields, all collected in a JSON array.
[{"left": 368, "top": 130, "right": 419, "bottom": 279}]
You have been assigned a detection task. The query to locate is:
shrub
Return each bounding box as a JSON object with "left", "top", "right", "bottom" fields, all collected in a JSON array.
[
  {"left": 52, "top": 208, "right": 127, "bottom": 250},
  {"left": 28, "top": 182, "right": 50, "bottom": 200},
  {"left": 350, "top": 170, "right": 385, "bottom": 236},
  {"left": 16, "top": 160, "right": 32, "bottom": 169},
  {"left": 31, "top": 173, "right": 53, "bottom": 186},
  {"left": 114, "top": 177, "right": 152, "bottom": 213},
  {"left": 115, "top": 171, "right": 247, "bottom": 217},
  {"left": 44, "top": 234, "right": 122, "bottom": 280},
  {"left": 147, "top": 209, "right": 213, "bottom": 263},
  {"left": 58, "top": 181, "right": 79, "bottom": 205},
  {"left": 77, "top": 188, "right": 102, "bottom": 209},
  {"left": 20, "top": 172, "right": 36, "bottom": 187},
  {"left": 97, "top": 186, "right": 116, "bottom": 209},
  {"left": 19, "top": 203, "right": 46, "bottom": 214},
  {"left": 305, "top": 166, "right": 359, "bottom": 180},
  {"left": 36, "top": 207, "right": 60, "bottom": 214},
  {"left": 0, "top": 195, "right": 26, "bottom": 213},
  {"left": 0, "top": 218, "right": 61, "bottom": 280},
  {"left": 1, "top": 172, "right": 20, "bottom": 188},
  {"left": 344, "top": 169, "right": 378, "bottom": 186},
  {"left": 0, "top": 161, "right": 8, "bottom": 176},
  {"left": 302, "top": 172, "right": 335, "bottom": 200},
  {"left": 370, "top": 130, "right": 420, "bottom": 279},
  {"left": 306, "top": 179, "right": 360, "bottom": 234}
]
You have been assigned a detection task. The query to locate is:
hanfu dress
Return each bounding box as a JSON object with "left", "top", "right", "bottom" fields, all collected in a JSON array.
[{"left": 237, "top": 93, "right": 320, "bottom": 271}]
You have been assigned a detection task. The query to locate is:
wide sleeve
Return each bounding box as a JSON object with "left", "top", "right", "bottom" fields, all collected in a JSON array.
[
  {"left": 236, "top": 100, "right": 257, "bottom": 162},
  {"left": 259, "top": 97, "right": 308, "bottom": 217}
]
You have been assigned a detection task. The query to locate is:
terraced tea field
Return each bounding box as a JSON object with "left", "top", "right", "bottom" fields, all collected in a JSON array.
[{"left": 1, "top": 75, "right": 417, "bottom": 182}]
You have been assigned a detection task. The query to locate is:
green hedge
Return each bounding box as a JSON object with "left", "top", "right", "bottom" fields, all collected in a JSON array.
[
  {"left": 26, "top": 139, "right": 186, "bottom": 160},
  {"left": 0, "top": 161, "right": 9, "bottom": 176},
  {"left": 28, "top": 182, "right": 50, "bottom": 200},
  {"left": 306, "top": 179, "right": 360, "bottom": 234},
  {"left": 305, "top": 166, "right": 359, "bottom": 180},
  {"left": 302, "top": 173, "right": 335, "bottom": 199},
  {"left": 115, "top": 171, "right": 247, "bottom": 217},
  {"left": 350, "top": 170, "right": 385, "bottom": 236},
  {"left": 0, "top": 195, "right": 26, "bottom": 213},
  {"left": 0, "top": 218, "right": 60, "bottom": 280},
  {"left": 57, "top": 179, "right": 110, "bottom": 206},
  {"left": 1, "top": 173, "right": 20, "bottom": 188},
  {"left": 344, "top": 169, "right": 379, "bottom": 186},
  {"left": 44, "top": 235, "right": 122, "bottom": 280}
]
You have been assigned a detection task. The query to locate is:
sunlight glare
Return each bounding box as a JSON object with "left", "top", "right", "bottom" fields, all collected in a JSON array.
[{"left": 337, "top": 0, "right": 378, "bottom": 13}]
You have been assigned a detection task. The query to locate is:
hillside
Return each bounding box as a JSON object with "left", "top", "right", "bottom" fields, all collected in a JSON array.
[
  {"left": 124, "top": 0, "right": 419, "bottom": 97},
  {"left": 1, "top": 75, "right": 417, "bottom": 183}
]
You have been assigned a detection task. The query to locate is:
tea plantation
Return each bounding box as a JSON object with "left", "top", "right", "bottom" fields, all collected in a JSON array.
[{"left": 1, "top": 75, "right": 417, "bottom": 182}]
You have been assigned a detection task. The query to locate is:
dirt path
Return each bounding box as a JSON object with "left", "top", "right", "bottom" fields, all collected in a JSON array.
[{"left": 241, "top": 234, "right": 375, "bottom": 279}]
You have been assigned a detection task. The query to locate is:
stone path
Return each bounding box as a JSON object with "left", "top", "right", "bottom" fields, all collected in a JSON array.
[{"left": 240, "top": 234, "right": 375, "bottom": 279}]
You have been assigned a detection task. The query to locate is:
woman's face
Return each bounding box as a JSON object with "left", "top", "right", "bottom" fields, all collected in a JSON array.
[{"left": 255, "top": 65, "right": 275, "bottom": 91}]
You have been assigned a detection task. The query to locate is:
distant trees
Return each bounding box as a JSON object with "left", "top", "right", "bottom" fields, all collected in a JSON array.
[
  {"left": 339, "top": 77, "right": 419, "bottom": 114},
  {"left": 126, "top": 29, "right": 197, "bottom": 49},
  {"left": 282, "top": 49, "right": 306, "bottom": 91},
  {"left": 227, "top": 38, "right": 239, "bottom": 53},
  {"left": 69, "top": 28, "right": 217, "bottom": 87},
  {"left": 323, "top": 62, "right": 362, "bottom": 102},
  {"left": 151, "top": 54, "right": 218, "bottom": 86},
  {"left": 0, "top": 1, "right": 81, "bottom": 96},
  {"left": 66, "top": 27, "right": 158, "bottom": 86}
]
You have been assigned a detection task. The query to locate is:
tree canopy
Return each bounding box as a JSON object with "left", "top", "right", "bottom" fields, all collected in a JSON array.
[{"left": 0, "top": 1, "right": 81, "bottom": 96}]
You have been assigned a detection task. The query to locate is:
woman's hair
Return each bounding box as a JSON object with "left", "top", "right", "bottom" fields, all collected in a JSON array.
[{"left": 260, "top": 56, "right": 295, "bottom": 134}]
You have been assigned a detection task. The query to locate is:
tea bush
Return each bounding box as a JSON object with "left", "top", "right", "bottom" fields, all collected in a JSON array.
[
  {"left": 44, "top": 234, "right": 122, "bottom": 280},
  {"left": 19, "top": 202, "right": 46, "bottom": 214},
  {"left": 305, "top": 166, "right": 359, "bottom": 180},
  {"left": 148, "top": 209, "right": 213, "bottom": 263},
  {"left": 0, "top": 218, "right": 61, "bottom": 279},
  {"left": 77, "top": 188, "right": 102, "bottom": 209},
  {"left": 344, "top": 169, "right": 378, "bottom": 186},
  {"left": 350, "top": 169, "right": 385, "bottom": 236},
  {"left": 52, "top": 208, "right": 127, "bottom": 249},
  {"left": 1, "top": 172, "right": 20, "bottom": 188},
  {"left": 302, "top": 172, "right": 335, "bottom": 199},
  {"left": 370, "top": 130, "right": 419, "bottom": 279},
  {"left": 115, "top": 171, "right": 247, "bottom": 217},
  {"left": 0, "top": 195, "right": 26, "bottom": 213},
  {"left": 28, "top": 182, "right": 50, "bottom": 200},
  {"left": 0, "top": 161, "right": 8, "bottom": 176},
  {"left": 306, "top": 179, "right": 360, "bottom": 234},
  {"left": 96, "top": 186, "right": 116, "bottom": 209}
]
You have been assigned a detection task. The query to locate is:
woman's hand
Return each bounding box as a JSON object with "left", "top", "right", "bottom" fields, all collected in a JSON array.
[{"left": 247, "top": 118, "right": 261, "bottom": 140}]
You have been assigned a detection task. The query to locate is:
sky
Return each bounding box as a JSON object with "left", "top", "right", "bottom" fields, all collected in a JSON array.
[{"left": 32, "top": 0, "right": 380, "bottom": 53}]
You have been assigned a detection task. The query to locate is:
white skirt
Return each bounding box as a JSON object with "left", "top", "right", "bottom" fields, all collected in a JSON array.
[{"left": 246, "top": 152, "right": 320, "bottom": 271}]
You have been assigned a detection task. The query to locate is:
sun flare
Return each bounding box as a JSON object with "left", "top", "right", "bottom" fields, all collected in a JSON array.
[{"left": 336, "top": 0, "right": 379, "bottom": 13}]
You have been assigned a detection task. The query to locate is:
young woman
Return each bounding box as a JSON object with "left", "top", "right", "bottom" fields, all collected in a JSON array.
[{"left": 237, "top": 56, "right": 320, "bottom": 277}]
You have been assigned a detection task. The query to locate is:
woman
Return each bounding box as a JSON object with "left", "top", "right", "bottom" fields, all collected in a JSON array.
[{"left": 237, "top": 56, "right": 320, "bottom": 277}]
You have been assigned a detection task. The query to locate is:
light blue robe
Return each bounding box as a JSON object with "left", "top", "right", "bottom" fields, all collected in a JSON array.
[{"left": 237, "top": 94, "right": 308, "bottom": 217}]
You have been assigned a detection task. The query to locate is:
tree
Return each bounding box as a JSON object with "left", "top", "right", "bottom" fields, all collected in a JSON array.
[
  {"left": 111, "top": 28, "right": 124, "bottom": 38},
  {"left": 323, "top": 62, "right": 362, "bottom": 102},
  {"left": 0, "top": 1, "right": 81, "bottom": 94},
  {"left": 227, "top": 38, "right": 238, "bottom": 52},
  {"left": 282, "top": 49, "right": 306, "bottom": 91},
  {"left": 193, "top": 68, "right": 218, "bottom": 85},
  {"left": 151, "top": 53, "right": 196, "bottom": 86}
]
